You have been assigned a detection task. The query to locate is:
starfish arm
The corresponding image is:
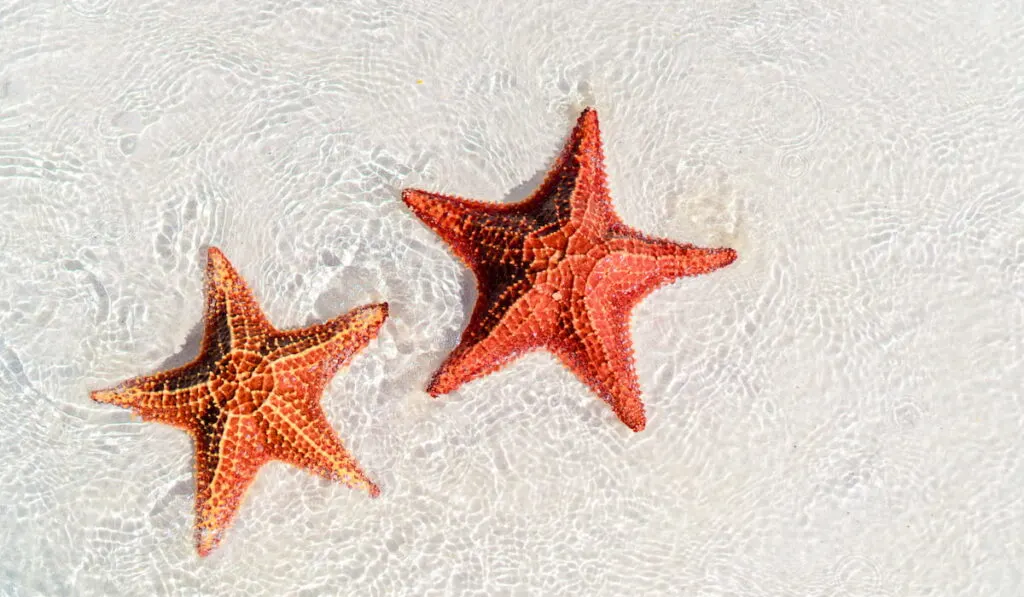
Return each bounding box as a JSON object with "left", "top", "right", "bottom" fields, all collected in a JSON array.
[
  {"left": 267, "top": 303, "right": 388, "bottom": 392},
  {"left": 202, "top": 247, "right": 273, "bottom": 354},
  {"left": 401, "top": 188, "right": 532, "bottom": 268},
  {"left": 90, "top": 364, "right": 212, "bottom": 431},
  {"left": 553, "top": 294, "right": 647, "bottom": 432},
  {"left": 527, "top": 108, "right": 624, "bottom": 237},
  {"left": 602, "top": 236, "right": 738, "bottom": 305},
  {"left": 427, "top": 283, "right": 557, "bottom": 396},
  {"left": 193, "top": 413, "right": 268, "bottom": 557},
  {"left": 259, "top": 398, "right": 379, "bottom": 497}
]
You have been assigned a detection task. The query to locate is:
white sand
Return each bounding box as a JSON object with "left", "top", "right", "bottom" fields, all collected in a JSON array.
[{"left": 1, "top": 0, "right": 1022, "bottom": 595}]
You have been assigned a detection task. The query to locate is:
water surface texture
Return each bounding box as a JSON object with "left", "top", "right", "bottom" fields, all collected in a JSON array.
[{"left": 1, "top": 1, "right": 1022, "bottom": 595}]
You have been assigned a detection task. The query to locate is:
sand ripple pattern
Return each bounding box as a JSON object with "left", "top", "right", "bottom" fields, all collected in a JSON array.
[
  {"left": 751, "top": 81, "right": 826, "bottom": 151},
  {"left": 776, "top": 151, "right": 808, "bottom": 178},
  {"left": 64, "top": 0, "right": 113, "bottom": 18},
  {"left": 833, "top": 555, "right": 888, "bottom": 597},
  {"left": 0, "top": 0, "right": 1022, "bottom": 595}
]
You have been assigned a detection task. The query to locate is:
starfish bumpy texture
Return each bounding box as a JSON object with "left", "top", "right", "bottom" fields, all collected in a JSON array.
[
  {"left": 92, "top": 247, "right": 386, "bottom": 556},
  {"left": 403, "top": 108, "right": 737, "bottom": 431}
]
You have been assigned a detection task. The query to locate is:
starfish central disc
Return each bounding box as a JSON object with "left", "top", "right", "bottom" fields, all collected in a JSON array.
[
  {"left": 209, "top": 353, "right": 274, "bottom": 414},
  {"left": 402, "top": 108, "right": 737, "bottom": 431}
]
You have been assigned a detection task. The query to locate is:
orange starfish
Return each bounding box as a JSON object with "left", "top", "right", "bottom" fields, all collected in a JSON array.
[
  {"left": 403, "top": 108, "right": 737, "bottom": 431},
  {"left": 91, "top": 247, "right": 386, "bottom": 556}
]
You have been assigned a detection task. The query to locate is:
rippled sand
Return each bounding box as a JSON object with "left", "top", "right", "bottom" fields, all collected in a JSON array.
[{"left": 1, "top": 1, "right": 1022, "bottom": 595}]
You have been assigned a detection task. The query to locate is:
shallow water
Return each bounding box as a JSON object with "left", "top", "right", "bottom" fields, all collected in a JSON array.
[{"left": 1, "top": 0, "right": 1022, "bottom": 595}]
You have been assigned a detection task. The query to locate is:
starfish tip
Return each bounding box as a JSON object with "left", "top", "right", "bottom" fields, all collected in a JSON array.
[
  {"left": 425, "top": 365, "right": 464, "bottom": 396},
  {"left": 206, "top": 245, "right": 227, "bottom": 263},
  {"left": 203, "top": 246, "right": 241, "bottom": 283},
  {"left": 342, "top": 302, "right": 389, "bottom": 334},
  {"left": 195, "top": 530, "right": 220, "bottom": 558},
  {"left": 614, "top": 402, "right": 647, "bottom": 432},
  {"left": 622, "top": 413, "right": 647, "bottom": 433},
  {"left": 400, "top": 187, "right": 423, "bottom": 206},
  {"left": 717, "top": 247, "right": 739, "bottom": 268},
  {"left": 401, "top": 189, "right": 442, "bottom": 220},
  {"left": 90, "top": 389, "right": 114, "bottom": 404},
  {"left": 357, "top": 302, "right": 389, "bottom": 328}
]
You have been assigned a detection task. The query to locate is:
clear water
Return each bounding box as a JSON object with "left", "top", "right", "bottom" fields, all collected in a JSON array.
[{"left": 1, "top": 0, "right": 1022, "bottom": 595}]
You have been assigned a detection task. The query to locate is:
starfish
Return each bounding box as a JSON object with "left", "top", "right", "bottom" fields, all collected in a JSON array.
[
  {"left": 402, "top": 108, "right": 737, "bottom": 432},
  {"left": 91, "top": 247, "right": 386, "bottom": 556}
]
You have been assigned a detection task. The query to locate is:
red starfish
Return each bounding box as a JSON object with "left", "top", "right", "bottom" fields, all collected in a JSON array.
[
  {"left": 402, "top": 108, "right": 737, "bottom": 432},
  {"left": 91, "top": 247, "right": 386, "bottom": 556}
]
